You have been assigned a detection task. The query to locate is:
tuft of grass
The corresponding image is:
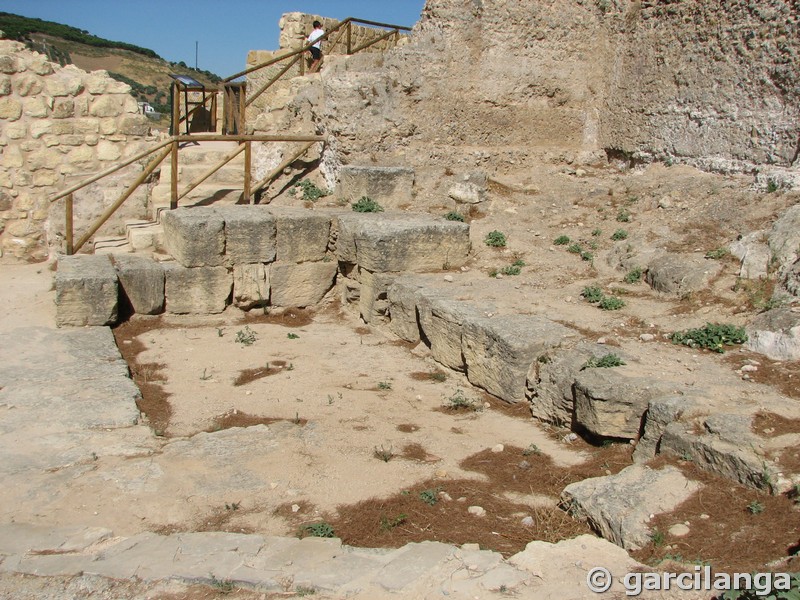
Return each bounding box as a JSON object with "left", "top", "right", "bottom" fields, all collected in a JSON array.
[
  {"left": 484, "top": 230, "right": 507, "bottom": 247},
  {"left": 747, "top": 500, "right": 765, "bottom": 515},
  {"left": 419, "top": 488, "right": 440, "bottom": 506},
  {"left": 567, "top": 243, "right": 583, "bottom": 254},
  {"left": 598, "top": 295, "right": 626, "bottom": 310},
  {"left": 379, "top": 513, "right": 408, "bottom": 531},
  {"left": 580, "top": 250, "right": 594, "bottom": 262},
  {"left": 554, "top": 235, "right": 571, "bottom": 245},
  {"left": 512, "top": 258, "right": 526, "bottom": 267},
  {"left": 581, "top": 285, "right": 605, "bottom": 303},
  {"left": 445, "top": 211, "right": 465, "bottom": 222},
  {"left": 443, "top": 388, "right": 482, "bottom": 412},
  {"left": 582, "top": 353, "right": 626, "bottom": 369},
  {"left": 616, "top": 208, "right": 631, "bottom": 222},
  {"left": 287, "top": 333, "right": 299, "bottom": 340},
  {"left": 705, "top": 247, "right": 730, "bottom": 260},
  {"left": 377, "top": 381, "right": 392, "bottom": 390},
  {"left": 352, "top": 196, "right": 384, "bottom": 212},
  {"left": 235, "top": 326, "right": 257, "bottom": 346},
  {"left": 611, "top": 228, "right": 628, "bottom": 241},
  {"left": 624, "top": 266, "right": 643, "bottom": 283},
  {"left": 591, "top": 228, "right": 602, "bottom": 237},
  {"left": 501, "top": 265, "right": 521, "bottom": 276}
]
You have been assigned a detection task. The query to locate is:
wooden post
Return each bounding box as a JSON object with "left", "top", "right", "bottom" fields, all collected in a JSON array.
[
  {"left": 347, "top": 21, "right": 352, "bottom": 54},
  {"left": 243, "top": 141, "right": 252, "bottom": 204},
  {"left": 170, "top": 139, "right": 179, "bottom": 210},
  {"left": 239, "top": 82, "right": 246, "bottom": 135},
  {"left": 171, "top": 82, "right": 180, "bottom": 137},
  {"left": 65, "top": 193, "right": 74, "bottom": 255}
]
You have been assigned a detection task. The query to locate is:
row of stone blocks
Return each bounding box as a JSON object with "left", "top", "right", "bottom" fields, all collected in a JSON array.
[{"left": 55, "top": 206, "right": 471, "bottom": 326}]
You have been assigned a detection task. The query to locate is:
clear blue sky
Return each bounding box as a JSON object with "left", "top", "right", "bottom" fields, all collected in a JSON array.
[{"left": 0, "top": 1, "right": 426, "bottom": 77}]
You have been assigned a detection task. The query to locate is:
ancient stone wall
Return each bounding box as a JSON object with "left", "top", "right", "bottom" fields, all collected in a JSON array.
[{"left": 0, "top": 36, "right": 152, "bottom": 262}]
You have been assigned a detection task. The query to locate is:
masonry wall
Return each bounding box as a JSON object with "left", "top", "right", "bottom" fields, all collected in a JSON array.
[{"left": 0, "top": 37, "right": 153, "bottom": 262}]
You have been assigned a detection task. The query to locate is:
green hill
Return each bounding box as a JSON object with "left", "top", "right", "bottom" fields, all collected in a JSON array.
[{"left": 0, "top": 12, "right": 222, "bottom": 118}]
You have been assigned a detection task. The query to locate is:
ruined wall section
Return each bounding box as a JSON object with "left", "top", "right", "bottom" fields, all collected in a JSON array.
[
  {"left": 601, "top": 0, "right": 800, "bottom": 170},
  {"left": 0, "top": 37, "right": 152, "bottom": 262}
]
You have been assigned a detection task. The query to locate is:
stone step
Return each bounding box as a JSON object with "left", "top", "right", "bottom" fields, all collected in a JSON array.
[
  {"left": 125, "top": 219, "right": 164, "bottom": 252},
  {"left": 93, "top": 235, "right": 132, "bottom": 255},
  {"left": 159, "top": 161, "right": 246, "bottom": 185}
]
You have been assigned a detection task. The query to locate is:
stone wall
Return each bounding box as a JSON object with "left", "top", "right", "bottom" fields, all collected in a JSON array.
[{"left": 0, "top": 36, "right": 153, "bottom": 262}]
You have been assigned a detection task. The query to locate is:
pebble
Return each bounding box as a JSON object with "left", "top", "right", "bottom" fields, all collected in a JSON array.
[
  {"left": 565, "top": 296, "right": 573, "bottom": 303},
  {"left": 597, "top": 337, "right": 606, "bottom": 344},
  {"left": 741, "top": 364, "right": 758, "bottom": 372},
  {"left": 668, "top": 523, "right": 691, "bottom": 537},
  {"left": 291, "top": 504, "right": 300, "bottom": 513},
  {"left": 521, "top": 516, "right": 534, "bottom": 526},
  {"left": 495, "top": 274, "right": 504, "bottom": 279},
  {"left": 563, "top": 433, "right": 579, "bottom": 443},
  {"left": 439, "top": 492, "right": 453, "bottom": 502},
  {"left": 468, "top": 506, "right": 486, "bottom": 517},
  {"left": 483, "top": 402, "right": 491, "bottom": 409},
  {"left": 461, "top": 266, "right": 470, "bottom": 272},
  {"left": 444, "top": 275, "right": 454, "bottom": 282},
  {"left": 640, "top": 333, "right": 655, "bottom": 342},
  {"left": 491, "top": 444, "right": 505, "bottom": 453},
  {"left": 435, "top": 469, "right": 449, "bottom": 479},
  {"left": 518, "top": 460, "right": 531, "bottom": 470},
  {"left": 700, "top": 514, "right": 710, "bottom": 520}
]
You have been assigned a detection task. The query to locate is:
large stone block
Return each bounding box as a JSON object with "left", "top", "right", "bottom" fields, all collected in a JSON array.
[
  {"left": 386, "top": 277, "right": 427, "bottom": 343},
  {"left": 270, "top": 260, "right": 337, "bottom": 307},
  {"left": 418, "top": 295, "right": 484, "bottom": 372},
  {"left": 113, "top": 254, "right": 164, "bottom": 315},
  {"left": 161, "top": 207, "right": 225, "bottom": 268},
  {"left": 573, "top": 369, "right": 673, "bottom": 439},
  {"left": 233, "top": 263, "right": 269, "bottom": 310},
  {"left": 337, "top": 166, "right": 415, "bottom": 209},
  {"left": 336, "top": 213, "right": 470, "bottom": 273},
  {"left": 745, "top": 307, "right": 800, "bottom": 361},
  {"left": 215, "top": 206, "right": 276, "bottom": 265},
  {"left": 560, "top": 465, "right": 702, "bottom": 550},
  {"left": 644, "top": 253, "right": 722, "bottom": 295},
  {"left": 269, "top": 207, "right": 331, "bottom": 263},
  {"left": 164, "top": 264, "right": 231, "bottom": 314},
  {"left": 462, "top": 315, "right": 574, "bottom": 403},
  {"left": 55, "top": 255, "right": 118, "bottom": 327}
]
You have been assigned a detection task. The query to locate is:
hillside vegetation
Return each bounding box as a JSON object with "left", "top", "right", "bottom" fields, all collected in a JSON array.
[{"left": 0, "top": 11, "right": 222, "bottom": 116}]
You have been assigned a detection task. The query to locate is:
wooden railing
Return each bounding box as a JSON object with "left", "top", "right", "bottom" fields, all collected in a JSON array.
[
  {"left": 49, "top": 134, "right": 325, "bottom": 255},
  {"left": 225, "top": 17, "right": 412, "bottom": 109}
]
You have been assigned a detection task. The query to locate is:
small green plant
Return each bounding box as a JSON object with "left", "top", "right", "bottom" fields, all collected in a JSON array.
[
  {"left": 374, "top": 445, "right": 394, "bottom": 462},
  {"left": 581, "top": 286, "right": 605, "bottom": 303},
  {"left": 705, "top": 247, "right": 730, "bottom": 260},
  {"left": 669, "top": 323, "right": 747, "bottom": 353},
  {"left": 377, "top": 381, "right": 392, "bottom": 390},
  {"left": 225, "top": 501, "right": 241, "bottom": 511},
  {"left": 616, "top": 208, "right": 631, "bottom": 222},
  {"left": 522, "top": 443, "right": 542, "bottom": 456},
  {"left": 379, "top": 513, "right": 408, "bottom": 531},
  {"left": 650, "top": 529, "right": 665, "bottom": 547},
  {"left": 292, "top": 411, "right": 302, "bottom": 425},
  {"left": 489, "top": 268, "right": 499, "bottom": 278},
  {"left": 747, "top": 500, "right": 765, "bottom": 515},
  {"left": 679, "top": 450, "right": 693, "bottom": 462},
  {"left": 554, "top": 235, "right": 571, "bottom": 245},
  {"left": 591, "top": 228, "right": 602, "bottom": 237},
  {"left": 209, "top": 575, "right": 235, "bottom": 593},
  {"left": 582, "top": 353, "right": 626, "bottom": 369},
  {"left": 445, "top": 211, "right": 465, "bottom": 222},
  {"left": 419, "top": 488, "right": 440, "bottom": 506},
  {"left": 216, "top": 328, "right": 224, "bottom": 337},
  {"left": 611, "top": 228, "right": 629, "bottom": 241},
  {"left": 598, "top": 296, "right": 626, "bottom": 310},
  {"left": 300, "top": 522, "right": 336, "bottom": 538},
  {"left": 291, "top": 179, "right": 329, "bottom": 202},
  {"left": 200, "top": 368, "right": 212, "bottom": 381},
  {"left": 501, "top": 265, "right": 521, "bottom": 276},
  {"left": 567, "top": 243, "right": 583, "bottom": 254},
  {"left": 295, "top": 586, "right": 317, "bottom": 597},
  {"left": 430, "top": 371, "right": 447, "bottom": 382},
  {"left": 580, "top": 250, "right": 594, "bottom": 262},
  {"left": 235, "top": 326, "right": 257, "bottom": 346},
  {"left": 766, "top": 180, "right": 779, "bottom": 194},
  {"left": 512, "top": 259, "right": 526, "bottom": 267},
  {"left": 444, "top": 388, "right": 482, "bottom": 412},
  {"left": 485, "top": 230, "right": 507, "bottom": 247},
  {"left": 287, "top": 333, "right": 300, "bottom": 340},
  {"left": 351, "top": 196, "right": 384, "bottom": 212},
  {"left": 537, "top": 354, "right": 552, "bottom": 364},
  {"left": 624, "top": 266, "right": 643, "bottom": 283}
]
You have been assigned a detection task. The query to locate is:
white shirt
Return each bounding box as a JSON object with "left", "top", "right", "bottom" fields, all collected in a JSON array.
[{"left": 307, "top": 29, "right": 325, "bottom": 49}]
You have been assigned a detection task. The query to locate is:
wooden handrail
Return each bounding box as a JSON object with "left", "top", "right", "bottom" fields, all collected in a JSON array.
[{"left": 350, "top": 28, "right": 401, "bottom": 55}]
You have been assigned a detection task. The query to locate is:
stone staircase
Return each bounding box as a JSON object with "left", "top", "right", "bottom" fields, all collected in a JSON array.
[{"left": 95, "top": 141, "right": 247, "bottom": 256}]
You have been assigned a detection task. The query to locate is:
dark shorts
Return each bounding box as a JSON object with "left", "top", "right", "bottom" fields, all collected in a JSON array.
[{"left": 310, "top": 47, "right": 321, "bottom": 60}]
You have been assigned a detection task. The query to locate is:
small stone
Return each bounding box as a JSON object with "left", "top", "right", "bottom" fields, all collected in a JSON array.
[
  {"left": 668, "top": 523, "right": 691, "bottom": 537},
  {"left": 521, "top": 516, "right": 534, "bottom": 526},
  {"left": 658, "top": 197, "right": 674, "bottom": 209},
  {"left": 741, "top": 364, "right": 758, "bottom": 372},
  {"left": 461, "top": 266, "right": 470, "bottom": 272},
  {"left": 519, "top": 460, "right": 531, "bottom": 469},
  {"left": 597, "top": 337, "right": 606, "bottom": 344},
  {"left": 483, "top": 402, "right": 491, "bottom": 409},
  {"left": 439, "top": 492, "right": 453, "bottom": 502},
  {"left": 491, "top": 444, "right": 505, "bottom": 453},
  {"left": 495, "top": 274, "right": 504, "bottom": 279},
  {"left": 565, "top": 296, "right": 573, "bottom": 303},
  {"left": 742, "top": 374, "right": 751, "bottom": 381},
  {"left": 291, "top": 504, "right": 300, "bottom": 513},
  {"left": 435, "top": 469, "right": 449, "bottom": 479},
  {"left": 700, "top": 514, "right": 710, "bottom": 520},
  {"left": 640, "top": 333, "right": 655, "bottom": 342},
  {"left": 468, "top": 506, "right": 486, "bottom": 517},
  {"left": 461, "top": 543, "right": 480, "bottom": 551},
  {"left": 444, "top": 275, "right": 454, "bottom": 282},
  {"left": 563, "top": 433, "right": 579, "bottom": 443},
  {"left": 457, "top": 497, "right": 467, "bottom": 503}
]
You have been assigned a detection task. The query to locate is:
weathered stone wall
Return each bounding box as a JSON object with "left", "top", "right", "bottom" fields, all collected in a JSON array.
[{"left": 0, "top": 36, "right": 152, "bottom": 262}]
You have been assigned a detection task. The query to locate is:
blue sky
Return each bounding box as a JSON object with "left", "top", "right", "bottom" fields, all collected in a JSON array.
[{"left": 0, "top": 1, "right": 426, "bottom": 77}]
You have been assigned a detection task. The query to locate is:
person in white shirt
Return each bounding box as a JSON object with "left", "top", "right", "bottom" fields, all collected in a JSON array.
[{"left": 307, "top": 21, "right": 325, "bottom": 74}]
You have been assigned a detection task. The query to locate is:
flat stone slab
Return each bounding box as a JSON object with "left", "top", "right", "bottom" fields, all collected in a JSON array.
[
  {"left": 113, "top": 254, "right": 164, "bottom": 315},
  {"left": 644, "top": 253, "right": 722, "bottom": 295},
  {"left": 337, "top": 165, "right": 415, "bottom": 209},
  {"left": 55, "top": 254, "right": 118, "bottom": 327},
  {"left": 269, "top": 206, "right": 332, "bottom": 263},
  {"left": 214, "top": 205, "right": 276, "bottom": 264},
  {"left": 336, "top": 212, "right": 470, "bottom": 273},
  {"left": 560, "top": 465, "right": 702, "bottom": 550},
  {"left": 418, "top": 294, "right": 485, "bottom": 372},
  {"left": 745, "top": 307, "right": 800, "bottom": 361}
]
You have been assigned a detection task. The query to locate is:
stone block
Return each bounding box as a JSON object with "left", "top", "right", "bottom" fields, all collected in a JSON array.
[
  {"left": 418, "top": 294, "right": 484, "bottom": 372},
  {"left": 113, "top": 254, "right": 165, "bottom": 315},
  {"left": 644, "top": 253, "right": 722, "bottom": 295},
  {"left": 560, "top": 465, "right": 702, "bottom": 550},
  {"left": 269, "top": 207, "right": 331, "bottom": 263},
  {"left": 0, "top": 97, "right": 22, "bottom": 121},
  {"left": 55, "top": 254, "right": 118, "bottom": 327},
  {"left": 337, "top": 165, "right": 415, "bottom": 209},
  {"left": 357, "top": 268, "right": 396, "bottom": 324},
  {"left": 462, "top": 315, "right": 574, "bottom": 403},
  {"left": 386, "top": 277, "right": 427, "bottom": 343},
  {"left": 336, "top": 212, "right": 470, "bottom": 273},
  {"left": 89, "top": 95, "right": 123, "bottom": 118},
  {"left": 161, "top": 207, "right": 225, "bottom": 267},
  {"left": 573, "top": 369, "right": 674, "bottom": 439},
  {"left": 233, "top": 263, "right": 269, "bottom": 310},
  {"left": 215, "top": 206, "right": 276, "bottom": 265},
  {"left": 270, "top": 260, "right": 337, "bottom": 307},
  {"left": 164, "top": 264, "right": 231, "bottom": 314}
]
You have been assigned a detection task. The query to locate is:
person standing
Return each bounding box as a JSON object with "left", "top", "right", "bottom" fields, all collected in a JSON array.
[{"left": 307, "top": 21, "right": 325, "bottom": 74}]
